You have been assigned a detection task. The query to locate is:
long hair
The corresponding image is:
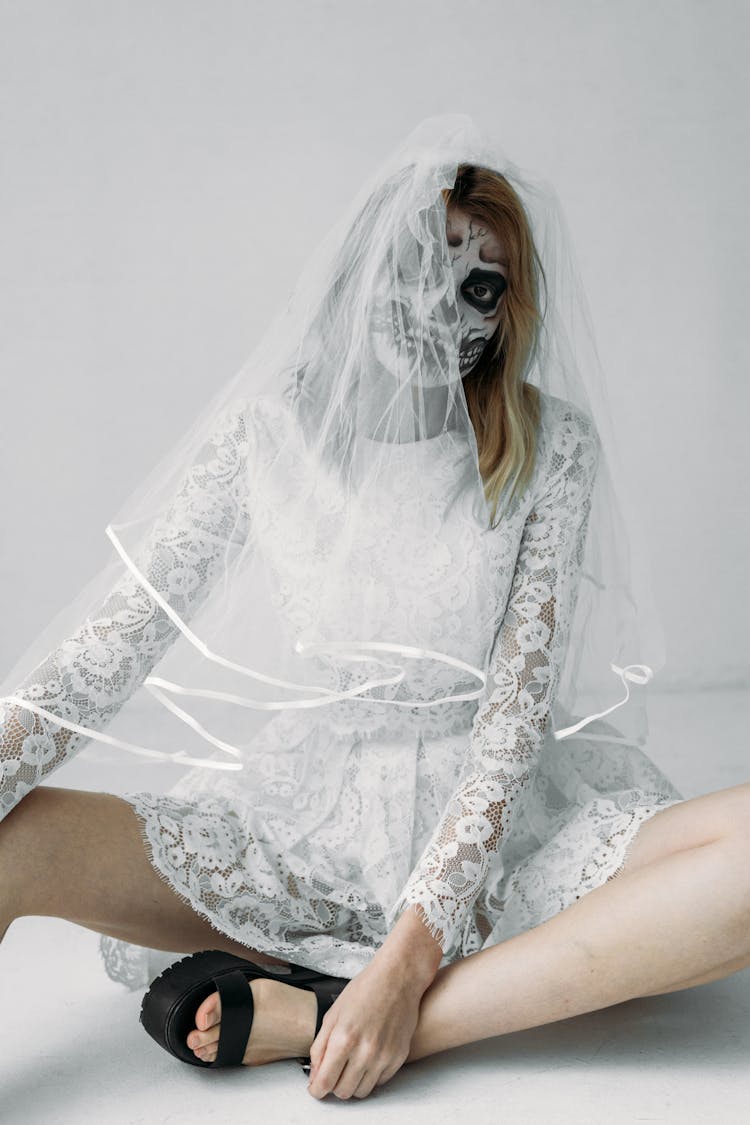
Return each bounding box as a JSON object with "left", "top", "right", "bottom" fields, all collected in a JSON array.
[{"left": 443, "top": 163, "right": 547, "bottom": 527}]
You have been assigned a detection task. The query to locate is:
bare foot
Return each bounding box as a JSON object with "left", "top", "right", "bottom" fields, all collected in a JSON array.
[{"left": 186, "top": 977, "right": 318, "bottom": 1066}]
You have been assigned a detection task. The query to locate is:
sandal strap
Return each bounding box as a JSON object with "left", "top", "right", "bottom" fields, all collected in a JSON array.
[
  {"left": 313, "top": 976, "right": 347, "bottom": 1037},
  {"left": 292, "top": 976, "right": 348, "bottom": 1071},
  {"left": 213, "top": 969, "right": 255, "bottom": 1067}
]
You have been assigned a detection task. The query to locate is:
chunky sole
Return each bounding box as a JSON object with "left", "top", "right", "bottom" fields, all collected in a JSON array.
[{"left": 139, "top": 949, "right": 349, "bottom": 1070}]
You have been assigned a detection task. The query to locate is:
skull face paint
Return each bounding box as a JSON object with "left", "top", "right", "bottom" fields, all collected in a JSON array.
[
  {"left": 368, "top": 201, "right": 507, "bottom": 390},
  {"left": 446, "top": 205, "right": 508, "bottom": 377}
]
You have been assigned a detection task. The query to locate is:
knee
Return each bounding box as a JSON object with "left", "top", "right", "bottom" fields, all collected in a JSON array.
[
  {"left": 716, "top": 782, "right": 750, "bottom": 845},
  {"left": 714, "top": 790, "right": 750, "bottom": 931}
]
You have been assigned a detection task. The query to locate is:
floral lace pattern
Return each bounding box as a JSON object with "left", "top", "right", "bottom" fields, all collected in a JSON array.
[
  {"left": 1, "top": 391, "right": 684, "bottom": 987},
  {"left": 384, "top": 401, "right": 606, "bottom": 951},
  {"left": 0, "top": 398, "right": 252, "bottom": 817}
]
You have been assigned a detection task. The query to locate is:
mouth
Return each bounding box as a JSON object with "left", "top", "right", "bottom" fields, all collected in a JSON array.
[
  {"left": 458, "top": 338, "right": 486, "bottom": 374},
  {"left": 372, "top": 299, "right": 477, "bottom": 380},
  {"left": 373, "top": 300, "right": 454, "bottom": 370}
]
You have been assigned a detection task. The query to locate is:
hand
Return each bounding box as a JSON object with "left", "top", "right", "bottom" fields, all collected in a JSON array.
[{"left": 306, "top": 954, "right": 425, "bottom": 1100}]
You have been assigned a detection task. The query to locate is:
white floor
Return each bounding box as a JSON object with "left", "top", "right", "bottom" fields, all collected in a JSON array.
[{"left": 1, "top": 688, "right": 748, "bottom": 1125}]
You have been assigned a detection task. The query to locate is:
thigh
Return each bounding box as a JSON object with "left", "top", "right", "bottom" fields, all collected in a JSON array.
[
  {"left": 616, "top": 780, "right": 750, "bottom": 878},
  {"left": 0, "top": 785, "right": 288, "bottom": 965}
]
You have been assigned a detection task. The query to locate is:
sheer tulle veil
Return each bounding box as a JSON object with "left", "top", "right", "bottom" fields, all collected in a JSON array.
[{"left": 0, "top": 113, "right": 665, "bottom": 773}]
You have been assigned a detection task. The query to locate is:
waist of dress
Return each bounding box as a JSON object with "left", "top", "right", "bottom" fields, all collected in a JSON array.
[{"left": 319, "top": 696, "right": 479, "bottom": 742}]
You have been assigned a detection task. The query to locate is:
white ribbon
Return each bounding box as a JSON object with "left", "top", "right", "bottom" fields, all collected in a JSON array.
[
  {"left": 9, "top": 521, "right": 649, "bottom": 770},
  {"left": 3, "top": 693, "right": 239, "bottom": 770},
  {"left": 4, "top": 523, "right": 489, "bottom": 771},
  {"left": 106, "top": 521, "right": 488, "bottom": 709},
  {"left": 551, "top": 662, "right": 653, "bottom": 741},
  {"left": 6, "top": 659, "right": 652, "bottom": 771}
]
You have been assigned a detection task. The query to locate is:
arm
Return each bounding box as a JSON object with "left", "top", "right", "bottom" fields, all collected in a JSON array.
[
  {"left": 0, "top": 398, "right": 251, "bottom": 820},
  {"left": 383, "top": 404, "right": 601, "bottom": 964},
  {"left": 306, "top": 404, "right": 602, "bottom": 1100}
]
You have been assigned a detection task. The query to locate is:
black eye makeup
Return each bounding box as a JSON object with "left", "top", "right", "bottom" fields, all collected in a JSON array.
[{"left": 460, "top": 268, "right": 507, "bottom": 313}]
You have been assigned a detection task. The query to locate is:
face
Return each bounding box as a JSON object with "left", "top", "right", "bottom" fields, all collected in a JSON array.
[
  {"left": 368, "top": 202, "right": 508, "bottom": 394},
  {"left": 446, "top": 205, "right": 508, "bottom": 377}
]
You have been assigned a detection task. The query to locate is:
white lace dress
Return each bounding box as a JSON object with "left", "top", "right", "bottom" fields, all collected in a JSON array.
[{"left": 0, "top": 390, "right": 684, "bottom": 990}]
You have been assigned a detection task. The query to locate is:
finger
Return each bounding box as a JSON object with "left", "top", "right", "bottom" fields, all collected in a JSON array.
[
  {"left": 308, "top": 1056, "right": 345, "bottom": 1099},
  {"left": 352, "top": 1066, "right": 379, "bottom": 1100},
  {"left": 332, "top": 1059, "right": 368, "bottom": 1101},
  {"left": 307, "top": 1038, "right": 347, "bottom": 1099},
  {"left": 376, "top": 1056, "right": 405, "bottom": 1087},
  {"left": 307, "top": 1022, "right": 331, "bottom": 1082}
]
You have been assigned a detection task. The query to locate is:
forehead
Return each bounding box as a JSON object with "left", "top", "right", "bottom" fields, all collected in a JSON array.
[{"left": 446, "top": 206, "right": 507, "bottom": 266}]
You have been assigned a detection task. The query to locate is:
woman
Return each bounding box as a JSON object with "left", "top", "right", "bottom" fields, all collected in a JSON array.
[{"left": 1, "top": 116, "right": 748, "bottom": 1103}]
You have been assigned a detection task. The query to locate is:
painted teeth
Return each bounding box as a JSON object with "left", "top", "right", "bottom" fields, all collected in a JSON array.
[
  {"left": 459, "top": 341, "right": 484, "bottom": 370},
  {"left": 375, "top": 303, "right": 482, "bottom": 374}
]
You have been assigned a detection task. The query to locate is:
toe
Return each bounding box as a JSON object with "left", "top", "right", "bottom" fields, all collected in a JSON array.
[
  {"left": 195, "top": 990, "right": 222, "bottom": 1031},
  {"left": 188, "top": 1026, "right": 220, "bottom": 1050}
]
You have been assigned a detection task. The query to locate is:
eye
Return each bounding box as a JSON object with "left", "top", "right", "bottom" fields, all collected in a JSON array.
[{"left": 462, "top": 276, "right": 507, "bottom": 313}]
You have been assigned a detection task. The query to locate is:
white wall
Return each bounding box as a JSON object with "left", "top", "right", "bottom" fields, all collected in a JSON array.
[{"left": 2, "top": 0, "right": 748, "bottom": 700}]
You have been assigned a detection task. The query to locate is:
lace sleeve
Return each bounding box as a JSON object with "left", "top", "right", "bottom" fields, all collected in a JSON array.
[
  {"left": 0, "top": 399, "right": 251, "bottom": 820},
  {"left": 385, "top": 405, "right": 601, "bottom": 957}
]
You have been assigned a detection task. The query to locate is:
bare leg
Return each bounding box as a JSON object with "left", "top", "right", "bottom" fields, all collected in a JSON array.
[
  {"left": 0, "top": 786, "right": 316, "bottom": 1067},
  {"left": 5, "top": 782, "right": 749, "bottom": 1075},
  {"left": 0, "top": 785, "right": 289, "bottom": 966},
  {"left": 406, "top": 782, "right": 750, "bottom": 1062},
  {"left": 187, "top": 782, "right": 750, "bottom": 1071}
]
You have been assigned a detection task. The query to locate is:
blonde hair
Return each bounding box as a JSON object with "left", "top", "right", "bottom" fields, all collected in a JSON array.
[{"left": 442, "top": 164, "right": 547, "bottom": 527}]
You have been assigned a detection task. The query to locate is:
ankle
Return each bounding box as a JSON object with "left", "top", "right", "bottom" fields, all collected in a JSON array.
[
  {"left": 291, "top": 985, "right": 318, "bottom": 1057},
  {"left": 256, "top": 977, "right": 318, "bottom": 1059}
]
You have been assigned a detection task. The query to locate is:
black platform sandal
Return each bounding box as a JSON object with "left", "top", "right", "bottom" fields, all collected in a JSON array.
[{"left": 139, "top": 949, "right": 349, "bottom": 1072}]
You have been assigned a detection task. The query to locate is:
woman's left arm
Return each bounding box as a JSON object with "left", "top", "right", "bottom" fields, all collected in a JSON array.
[{"left": 307, "top": 404, "right": 601, "bottom": 1101}]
